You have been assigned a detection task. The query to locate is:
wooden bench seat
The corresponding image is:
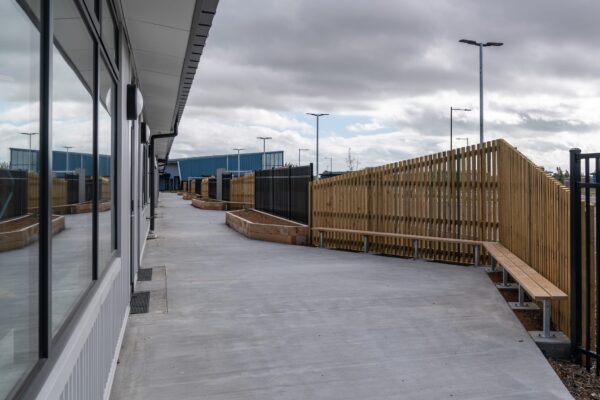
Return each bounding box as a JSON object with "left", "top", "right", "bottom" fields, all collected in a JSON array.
[
  {"left": 483, "top": 241, "right": 567, "bottom": 338},
  {"left": 312, "top": 227, "right": 484, "bottom": 265}
]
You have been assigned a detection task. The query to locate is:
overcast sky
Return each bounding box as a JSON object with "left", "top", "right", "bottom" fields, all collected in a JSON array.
[{"left": 173, "top": 0, "right": 600, "bottom": 172}]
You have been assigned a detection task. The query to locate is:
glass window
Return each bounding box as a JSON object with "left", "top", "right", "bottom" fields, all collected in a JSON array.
[
  {"left": 98, "top": 59, "right": 115, "bottom": 273},
  {"left": 0, "top": 1, "right": 40, "bottom": 397},
  {"left": 101, "top": 0, "right": 117, "bottom": 65},
  {"left": 51, "top": 0, "right": 94, "bottom": 335}
]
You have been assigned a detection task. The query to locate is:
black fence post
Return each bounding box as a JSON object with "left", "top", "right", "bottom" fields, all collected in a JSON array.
[
  {"left": 569, "top": 148, "right": 582, "bottom": 359},
  {"left": 271, "top": 167, "right": 274, "bottom": 214},
  {"left": 288, "top": 165, "right": 292, "bottom": 220}
]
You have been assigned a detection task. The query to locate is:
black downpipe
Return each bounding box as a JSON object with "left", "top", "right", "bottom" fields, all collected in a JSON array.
[{"left": 149, "top": 124, "right": 178, "bottom": 233}]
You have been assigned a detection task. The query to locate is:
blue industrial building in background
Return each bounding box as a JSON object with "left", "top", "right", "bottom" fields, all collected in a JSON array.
[
  {"left": 10, "top": 147, "right": 111, "bottom": 176},
  {"left": 160, "top": 151, "right": 284, "bottom": 190}
]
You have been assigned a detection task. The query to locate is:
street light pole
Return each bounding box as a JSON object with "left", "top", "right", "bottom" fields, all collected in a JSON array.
[
  {"left": 256, "top": 136, "right": 272, "bottom": 170},
  {"left": 20, "top": 132, "right": 39, "bottom": 172},
  {"left": 298, "top": 148, "right": 309, "bottom": 166},
  {"left": 456, "top": 137, "right": 469, "bottom": 148},
  {"left": 306, "top": 113, "right": 329, "bottom": 179},
  {"left": 322, "top": 156, "right": 332, "bottom": 172},
  {"left": 64, "top": 145, "right": 74, "bottom": 173},
  {"left": 459, "top": 39, "right": 503, "bottom": 144},
  {"left": 450, "top": 107, "right": 471, "bottom": 151},
  {"left": 233, "top": 148, "right": 244, "bottom": 177}
]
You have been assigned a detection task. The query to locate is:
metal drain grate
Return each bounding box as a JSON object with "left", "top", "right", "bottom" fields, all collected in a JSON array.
[
  {"left": 138, "top": 268, "right": 153, "bottom": 281},
  {"left": 130, "top": 291, "right": 150, "bottom": 314}
]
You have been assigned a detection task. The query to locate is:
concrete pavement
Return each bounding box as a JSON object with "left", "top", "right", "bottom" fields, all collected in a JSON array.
[{"left": 110, "top": 193, "right": 572, "bottom": 400}]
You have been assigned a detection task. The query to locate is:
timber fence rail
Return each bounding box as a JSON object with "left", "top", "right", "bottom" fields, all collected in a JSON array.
[
  {"left": 311, "top": 138, "right": 591, "bottom": 338},
  {"left": 230, "top": 173, "right": 255, "bottom": 207},
  {"left": 201, "top": 178, "right": 209, "bottom": 198}
]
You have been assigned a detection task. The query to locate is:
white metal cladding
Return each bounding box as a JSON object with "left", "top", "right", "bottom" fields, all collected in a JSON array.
[{"left": 61, "top": 264, "right": 128, "bottom": 400}]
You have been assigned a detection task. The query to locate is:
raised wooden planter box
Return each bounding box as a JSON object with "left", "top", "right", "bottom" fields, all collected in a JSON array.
[
  {"left": 0, "top": 214, "right": 65, "bottom": 252},
  {"left": 182, "top": 193, "right": 193, "bottom": 200},
  {"left": 49, "top": 201, "right": 111, "bottom": 215},
  {"left": 192, "top": 198, "right": 226, "bottom": 211},
  {"left": 226, "top": 209, "right": 308, "bottom": 245}
]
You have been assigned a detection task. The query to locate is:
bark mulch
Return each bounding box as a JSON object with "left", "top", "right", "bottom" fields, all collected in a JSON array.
[{"left": 549, "top": 359, "right": 600, "bottom": 400}]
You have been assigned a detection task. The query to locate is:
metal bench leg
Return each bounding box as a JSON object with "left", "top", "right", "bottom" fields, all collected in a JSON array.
[
  {"left": 413, "top": 240, "right": 419, "bottom": 259},
  {"left": 509, "top": 285, "right": 539, "bottom": 310},
  {"left": 542, "top": 300, "right": 551, "bottom": 338},
  {"left": 496, "top": 266, "right": 518, "bottom": 290},
  {"left": 517, "top": 284, "right": 525, "bottom": 307},
  {"left": 363, "top": 235, "right": 369, "bottom": 253},
  {"left": 473, "top": 245, "right": 480, "bottom": 267},
  {"left": 319, "top": 232, "right": 324, "bottom": 248},
  {"left": 491, "top": 258, "right": 497, "bottom": 272}
]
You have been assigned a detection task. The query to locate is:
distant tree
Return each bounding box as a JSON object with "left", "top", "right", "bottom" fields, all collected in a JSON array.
[
  {"left": 346, "top": 148, "right": 355, "bottom": 171},
  {"left": 552, "top": 167, "right": 569, "bottom": 184},
  {"left": 0, "top": 161, "right": 9, "bottom": 170}
]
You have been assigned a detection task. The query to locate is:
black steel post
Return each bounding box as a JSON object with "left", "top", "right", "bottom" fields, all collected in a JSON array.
[
  {"left": 288, "top": 165, "right": 292, "bottom": 220},
  {"left": 39, "top": 0, "right": 53, "bottom": 359},
  {"left": 596, "top": 157, "right": 600, "bottom": 375},
  {"left": 271, "top": 167, "right": 274, "bottom": 214},
  {"left": 585, "top": 158, "right": 591, "bottom": 369},
  {"left": 569, "top": 148, "right": 582, "bottom": 358},
  {"left": 92, "top": 41, "right": 99, "bottom": 280}
]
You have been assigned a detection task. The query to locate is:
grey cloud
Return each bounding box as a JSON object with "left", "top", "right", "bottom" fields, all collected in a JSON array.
[{"left": 172, "top": 0, "right": 600, "bottom": 169}]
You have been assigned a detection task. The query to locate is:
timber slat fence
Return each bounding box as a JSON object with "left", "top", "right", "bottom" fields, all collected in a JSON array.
[
  {"left": 311, "top": 139, "right": 595, "bottom": 338},
  {"left": 230, "top": 173, "right": 255, "bottom": 207}
]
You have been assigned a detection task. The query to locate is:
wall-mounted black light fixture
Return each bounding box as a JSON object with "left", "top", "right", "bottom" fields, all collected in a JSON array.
[
  {"left": 126, "top": 84, "right": 144, "bottom": 120},
  {"left": 140, "top": 122, "right": 148, "bottom": 144}
]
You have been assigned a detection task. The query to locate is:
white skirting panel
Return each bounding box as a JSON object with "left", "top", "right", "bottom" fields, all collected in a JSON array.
[{"left": 35, "top": 258, "right": 129, "bottom": 400}]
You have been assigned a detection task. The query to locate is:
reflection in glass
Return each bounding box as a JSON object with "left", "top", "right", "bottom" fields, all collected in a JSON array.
[
  {"left": 101, "top": 0, "right": 118, "bottom": 65},
  {"left": 98, "top": 60, "right": 115, "bottom": 274},
  {"left": 51, "top": 0, "right": 94, "bottom": 335},
  {"left": 0, "top": 1, "right": 39, "bottom": 397}
]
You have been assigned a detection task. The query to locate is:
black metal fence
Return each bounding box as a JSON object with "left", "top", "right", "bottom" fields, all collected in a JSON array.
[
  {"left": 0, "top": 169, "right": 28, "bottom": 221},
  {"left": 65, "top": 173, "right": 93, "bottom": 204},
  {"left": 194, "top": 178, "right": 202, "bottom": 196},
  {"left": 222, "top": 173, "right": 231, "bottom": 201},
  {"left": 255, "top": 164, "right": 312, "bottom": 224},
  {"left": 208, "top": 177, "right": 217, "bottom": 199},
  {"left": 569, "top": 149, "right": 600, "bottom": 372}
]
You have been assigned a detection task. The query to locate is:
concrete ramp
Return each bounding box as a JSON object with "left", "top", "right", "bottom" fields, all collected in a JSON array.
[{"left": 111, "top": 194, "right": 572, "bottom": 400}]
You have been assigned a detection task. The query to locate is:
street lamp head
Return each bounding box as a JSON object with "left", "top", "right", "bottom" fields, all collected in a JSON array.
[
  {"left": 256, "top": 136, "right": 272, "bottom": 140},
  {"left": 459, "top": 39, "right": 479, "bottom": 46},
  {"left": 484, "top": 42, "right": 504, "bottom": 47},
  {"left": 306, "top": 113, "right": 329, "bottom": 117}
]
